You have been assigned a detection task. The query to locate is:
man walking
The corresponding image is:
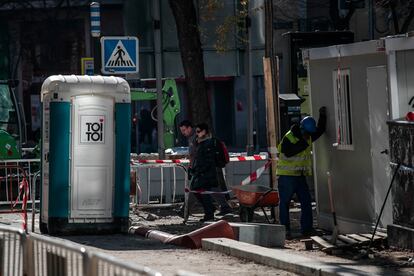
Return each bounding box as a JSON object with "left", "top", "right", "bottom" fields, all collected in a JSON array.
[
  {"left": 179, "top": 120, "right": 232, "bottom": 220},
  {"left": 276, "top": 107, "right": 326, "bottom": 237}
]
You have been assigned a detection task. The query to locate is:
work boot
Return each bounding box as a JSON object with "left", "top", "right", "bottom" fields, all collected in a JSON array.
[
  {"left": 216, "top": 208, "right": 232, "bottom": 216},
  {"left": 199, "top": 215, "right": 215, "bottom": 222}
]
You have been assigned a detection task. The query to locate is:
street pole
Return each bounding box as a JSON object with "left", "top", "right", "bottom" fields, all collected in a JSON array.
[
  {"left": 264, "top": 0, "right": 280, "bottom": 222},
  {"left": 368, "top": 0, "right": 375, "bottom": 40},
  {"left": 245, "top": 8, "right": 254, "bottom": 156},
  {"left": 90, "top": 2, "right": 101, "bottom": 74},
  {"left": 153, "top": 0, "right": 165, "bottom": 159}
]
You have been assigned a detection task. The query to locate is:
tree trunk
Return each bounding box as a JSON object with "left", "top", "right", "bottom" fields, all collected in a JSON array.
[
  {"left": 390, "top": 3, "right": 400, "bottom": 34},
  {"left": 168, "top": 0, "right": 213, "bottom": 128},
  {"left": 329, "top": 0, "right": 355, "bottom": 30}
]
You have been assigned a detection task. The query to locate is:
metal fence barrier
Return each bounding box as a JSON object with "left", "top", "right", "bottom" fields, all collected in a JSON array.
[
  {"left": 0, "top": 225, "right": 162, "bottom": 276},
  {"left": 0, "top": 159, "right": 41, "bottom": 232},
  {"left": 87, "top": 251, "right": 162, "bottom": 276},
  {"left": 131, "top": 163, "right": 188, "bottom": 205},
  {"left": 0, "top": 159, "right": 40, "bottom": 205},
  {"left": 0, "top": 225, "right": 24, "bottom": 276}
]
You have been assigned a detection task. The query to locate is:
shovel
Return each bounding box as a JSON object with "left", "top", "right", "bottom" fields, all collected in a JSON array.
[{"left": 327, "top": 171, "right": 339, "bottom": 244}]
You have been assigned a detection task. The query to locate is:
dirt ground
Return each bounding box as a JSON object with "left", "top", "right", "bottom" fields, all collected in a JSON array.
[
  {"left": 0, "top": 209, "right": 297, "bottom": 276},
  {"left": 2, "top": 202, "right": 414, "bottom": 275},
  {"left": 131, "top": 202, "right": 414, "bottom": 275}
]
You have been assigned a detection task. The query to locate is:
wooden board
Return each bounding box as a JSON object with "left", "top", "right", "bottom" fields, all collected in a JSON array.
[
  {"left": 359, "top": 233, "right": 384, "bottom": 241},
  {"left": 309, "top": 232, "right": 388, "bottom": 254},
  {"left": 374, "top": 231, "right": 388, "bottom": 238},
  {"left": 310, "top": 236, "right": 336, "bottom": 251},
  {"left": 347, "top": 234, "right": 370, "bottom": 243},
  {"left": 322, "top": 235, "right": 348, "bottom": 247},
  {"left": 337, "top": 234, "right": 358, "bottom": 245}
]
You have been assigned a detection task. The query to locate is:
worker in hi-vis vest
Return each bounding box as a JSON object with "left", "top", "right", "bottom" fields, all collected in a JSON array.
[{"left": 276, "top": 106, "right": 327, "bottom": 238}]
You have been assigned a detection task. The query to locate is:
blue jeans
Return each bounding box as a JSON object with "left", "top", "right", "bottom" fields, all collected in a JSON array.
[{"left": 278, "top": 175, "right": 313, "bottom": 233}]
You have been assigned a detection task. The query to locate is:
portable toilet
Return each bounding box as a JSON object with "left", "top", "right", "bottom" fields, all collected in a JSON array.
[{"left": 40, "top": 75, "right": 131, "bottom": 234}]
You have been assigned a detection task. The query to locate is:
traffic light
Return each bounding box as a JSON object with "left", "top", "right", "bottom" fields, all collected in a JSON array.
[{"left": 339, "top": 0, "right": 365, "bottom": 9}]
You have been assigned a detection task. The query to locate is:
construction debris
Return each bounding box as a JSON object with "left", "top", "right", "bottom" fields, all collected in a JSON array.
[{"left": 307, "top": 233, "right": 387, "bottom": 254}]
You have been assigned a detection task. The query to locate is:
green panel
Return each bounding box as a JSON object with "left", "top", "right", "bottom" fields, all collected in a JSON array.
[
  {"left": 130, "top": 79, "right": 180, "bottom": 148},
  {"left": 114, "top": 103, "right": 131, "bottom": 217},
  {"left": 49, "top": 102, "right": 70, "bottom": 217}
]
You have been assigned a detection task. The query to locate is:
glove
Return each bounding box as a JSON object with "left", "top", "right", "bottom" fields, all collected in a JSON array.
[
  {"left": 290, "top": 123, "right": 302, "bottom": 138},
  {"left": 319, "top": 106, "right": 327, "bottom": 116}
]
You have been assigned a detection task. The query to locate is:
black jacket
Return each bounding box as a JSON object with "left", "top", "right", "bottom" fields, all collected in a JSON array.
[{"left": 190, "top": 136, "right": 219, "bottom": 189}]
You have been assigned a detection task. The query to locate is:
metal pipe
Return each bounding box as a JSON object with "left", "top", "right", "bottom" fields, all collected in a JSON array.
[
  {"left": 368, "top": 0, "right": 375, "bottom": 40},
  {"left": 246, "top": 8, "right": 254, "bottom": 155},
  {"left": 160, "top": 167, "right": 164, "bottom": 204},
  {"left": 129, "top": 220, "right": 235, "bottom": 249},
  {"left": 153, "top": 0, "right": 165, "bottom": 159},
  {"left": 32, "top": 171, "right": 40, "bottom": 233}
]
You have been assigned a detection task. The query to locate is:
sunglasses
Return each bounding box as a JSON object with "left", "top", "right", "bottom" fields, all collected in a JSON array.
[{"left": 196, "top": 129, "right": 203, "bottom": 133}]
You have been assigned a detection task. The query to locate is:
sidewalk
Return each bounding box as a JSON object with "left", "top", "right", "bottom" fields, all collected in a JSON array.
[{"left": 202, "top": 238, "right": 413, "bottom": 276}]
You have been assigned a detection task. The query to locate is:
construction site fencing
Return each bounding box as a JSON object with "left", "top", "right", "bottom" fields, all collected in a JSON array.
[
  {"left": 0, "top": 159, "right": 41, "bottom": 232},
  {"left": 0, "top": 159, "right": 41, "bottom": 205},
  {"left": 0, "top": 225, "right": 162, "bottom": 276},
  {"left": 130, "top": 155, "right": 270, "bottom": 206},
  {"left": 130, "top": 162, "right": 188, "bottom": 205}
]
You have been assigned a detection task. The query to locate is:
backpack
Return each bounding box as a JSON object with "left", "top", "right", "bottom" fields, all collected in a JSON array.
[{"left": 213, "top": 138, "right": 230, "bottom": 168}]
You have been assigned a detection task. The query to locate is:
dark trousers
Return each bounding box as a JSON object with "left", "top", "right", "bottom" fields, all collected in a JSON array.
[
  {"left": 194, "top": 193, "right": 215, "bottom": 218},
  {"left": 278, "top": 175, "right": 313, "bottom": 233}
]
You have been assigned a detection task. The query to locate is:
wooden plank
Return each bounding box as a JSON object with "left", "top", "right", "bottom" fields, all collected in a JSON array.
[
  {"left": 338, "top": 234, "right": 358, "bottom": 245},
  {"left": 311, "top": 236, "right": 336, "bottom": 250},
  {"left": 347, "top": 234, "right": 370, "bottom": 243},
  {"left": 322, "top": 235, "right": 348, "bottom": 247},
  {"left": 263, "top": 57, "right": 279, "bottom": 220},
  {"left": 301, "top": 239, "right": 313, "bottom": 250},
  {"left": 374, "top": 232, "right": 388, "bottom": 238},
  {"left": 359, "top": 233, "right": 384, "bottom": 241}
]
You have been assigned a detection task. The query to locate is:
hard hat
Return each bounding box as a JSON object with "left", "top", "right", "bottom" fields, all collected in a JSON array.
[{"left": 300, "top": 116, "right": 317, "bottom": 134}]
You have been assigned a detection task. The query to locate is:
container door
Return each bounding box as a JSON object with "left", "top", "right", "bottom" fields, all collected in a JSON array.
[
  {"left": 367, "top": 66, "right": 392, "bottom": 227},
  {"left": 70, "top": 95, "right": 114, "bottom": 220}
]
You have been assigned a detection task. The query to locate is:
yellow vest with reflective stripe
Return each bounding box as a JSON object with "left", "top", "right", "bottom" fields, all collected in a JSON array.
[{"left": 276, "top": 130, "right": 313, "bottom": 176}]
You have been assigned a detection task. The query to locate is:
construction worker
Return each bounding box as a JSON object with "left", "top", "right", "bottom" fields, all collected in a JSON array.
[{"left": 277, "top": 106, "right": 327, "bottom": 238}]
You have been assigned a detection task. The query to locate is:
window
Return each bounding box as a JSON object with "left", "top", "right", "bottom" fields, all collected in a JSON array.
[{"left": 332, "top": 69, "right": 353, "bottom": 150}]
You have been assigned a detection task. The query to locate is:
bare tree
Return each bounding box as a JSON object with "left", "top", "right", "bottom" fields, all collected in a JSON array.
[
  {"left": 168, "top": 0, "right": 213, "bottom": 127},
  {"left": 376, "top": 0, "right": 414, "bottom": 34}
]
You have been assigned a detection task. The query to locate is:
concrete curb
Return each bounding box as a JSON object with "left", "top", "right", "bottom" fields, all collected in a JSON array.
[{"left": 202, "top": 238, "right": 373, "bottom": 276}]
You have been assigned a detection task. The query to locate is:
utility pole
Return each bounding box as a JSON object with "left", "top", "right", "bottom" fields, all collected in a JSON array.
[
  {"left": 368, "top": 0, "right": 375, "bottom": 40},
  {"left": 245, "top": 2, "right": 254, "bottom": 156},
  {"left": 153, "top": 0, "right": 165, "bottom": 159},
  {"left": 90, "top": 2, "right": 101, "bottom": 75}
]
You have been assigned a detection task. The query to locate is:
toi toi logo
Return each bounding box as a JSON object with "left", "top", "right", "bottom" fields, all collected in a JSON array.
[{"left": 85, "top": 122, "right": 103, "bottom": 141}]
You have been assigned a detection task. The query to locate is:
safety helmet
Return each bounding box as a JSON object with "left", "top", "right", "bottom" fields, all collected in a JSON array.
[{"left": 300, "top": 116, "right": 317, "bottom": 134}]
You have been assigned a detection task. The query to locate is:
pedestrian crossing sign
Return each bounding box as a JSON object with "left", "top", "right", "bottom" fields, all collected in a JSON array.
[{"left": 101, "top": 36, "right": 139, "bottom": 74}]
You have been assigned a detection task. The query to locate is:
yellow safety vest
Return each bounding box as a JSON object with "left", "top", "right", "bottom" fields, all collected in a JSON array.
[{"left": 276, "top": 130, "right": 313, "bottom": 176}]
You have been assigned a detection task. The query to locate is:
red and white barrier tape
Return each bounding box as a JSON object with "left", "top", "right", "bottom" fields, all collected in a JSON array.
[
  {"left": 184, "top": 159, "right": 274, "bottom": 194},
  {"left": 12, "top": 177, "right": 29, "bottom": 231},
  {"left": 241, "top": 160, "right": 272, "bottom": 185},
  {"left": 131, "top": 154, "right": 268, "bottom": 165}
]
